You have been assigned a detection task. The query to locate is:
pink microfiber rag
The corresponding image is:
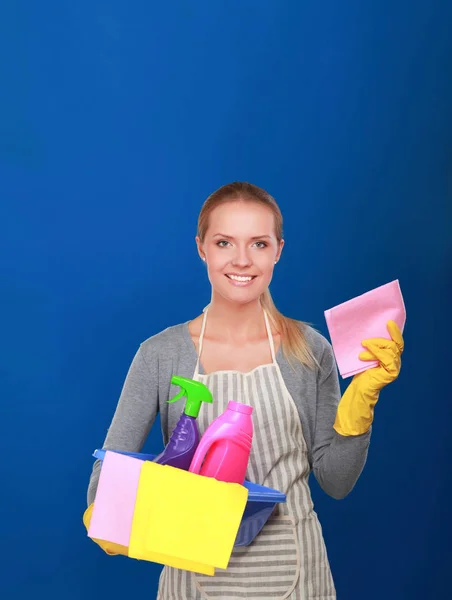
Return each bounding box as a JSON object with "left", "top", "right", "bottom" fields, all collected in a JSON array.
[
  {"left": 88, "top": 451, "right": 143, "bottom": 547},
  {"left": 324, "top": 280, "right": 406, "bottom": 379}
]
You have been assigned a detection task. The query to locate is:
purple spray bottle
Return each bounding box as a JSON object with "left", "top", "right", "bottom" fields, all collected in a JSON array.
[{"left": 152, "top": 375, "right": 213, "bottom": 470}]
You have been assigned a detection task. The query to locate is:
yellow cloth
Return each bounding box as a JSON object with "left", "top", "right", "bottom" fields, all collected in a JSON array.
[
  {"left": 128, "top": 461, "right": 248, "bottom": 576},
  {"left": 82, "top": 503, "right": 128, "bottom": 556},
  {"left": 334, "top": 320, "right": 405, "bottom": 436}
]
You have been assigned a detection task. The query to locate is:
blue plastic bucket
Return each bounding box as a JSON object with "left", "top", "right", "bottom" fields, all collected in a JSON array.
[{"left": 92, "top": 449, "right": 286, "bottom": 547}]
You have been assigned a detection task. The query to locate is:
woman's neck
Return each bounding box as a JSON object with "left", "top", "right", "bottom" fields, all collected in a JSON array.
[{"left": 205, "top": 294, "right": 267, "bottom": 343}]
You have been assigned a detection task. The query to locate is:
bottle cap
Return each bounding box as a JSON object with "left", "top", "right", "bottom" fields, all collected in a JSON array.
[{"left": 228, "top": 401, "right": 253, "bottom": 415}]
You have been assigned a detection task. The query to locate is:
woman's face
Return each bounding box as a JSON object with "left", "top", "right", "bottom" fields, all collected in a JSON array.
[{"left": 197, "top": 201, "right": 284, "bottom": 305}]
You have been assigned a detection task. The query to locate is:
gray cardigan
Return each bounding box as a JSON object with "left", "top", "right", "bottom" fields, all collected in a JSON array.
[{"left": 87, "top": 321, "right": 371, "bottom": 505}]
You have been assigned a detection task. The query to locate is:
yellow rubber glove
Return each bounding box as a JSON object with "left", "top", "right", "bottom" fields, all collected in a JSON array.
[
  {"left": 82, "top": 503, "right": 128, "bottom": 556},
  {"left": 333, "top": 320, "right": 404, "bottom": 436}
]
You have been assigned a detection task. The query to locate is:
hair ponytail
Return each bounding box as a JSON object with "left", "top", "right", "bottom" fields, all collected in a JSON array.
[{"left": 260, "top": 288, "right": 318, "bottom": 369}]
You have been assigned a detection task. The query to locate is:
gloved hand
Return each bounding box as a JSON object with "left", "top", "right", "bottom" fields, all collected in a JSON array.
[
  {"left": 83, "top": 503, "right": 128, "bottom": 556},
  {"left": 333, "top": 320, "right": 404, "bottom": 436}
]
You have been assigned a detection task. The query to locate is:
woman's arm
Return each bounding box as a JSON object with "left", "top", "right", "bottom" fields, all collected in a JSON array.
[
  {"left": 312, "top": 321, "right": 404, "bottom": 499},
  {"left": 311, "top": 342, "right": 371, "bottom": 500},
  {"left": 86, "top": 343, "right": 159, "bottom": 506}
]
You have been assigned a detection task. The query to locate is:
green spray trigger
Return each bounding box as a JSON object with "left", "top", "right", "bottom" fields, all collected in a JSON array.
[{"left": 168, "top": 375, "right": 213, "bottom": 417}]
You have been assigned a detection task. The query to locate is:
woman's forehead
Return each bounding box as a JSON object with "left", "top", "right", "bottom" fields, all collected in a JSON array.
[{"left": 207, "top": 201, "right": 276, "bottom": 233}]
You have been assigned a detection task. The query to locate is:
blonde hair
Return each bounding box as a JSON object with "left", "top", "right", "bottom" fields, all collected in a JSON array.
[{"left": 197, "top": 181, "right": 317, "bottom": 370}]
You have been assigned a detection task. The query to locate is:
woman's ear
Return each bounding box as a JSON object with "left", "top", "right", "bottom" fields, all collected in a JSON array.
[
  {"left": 195, "top": 236, "right": 206, "bottom": 262},
  {"left": 275, "top": 238, "right": 284, "bottom": 263}
]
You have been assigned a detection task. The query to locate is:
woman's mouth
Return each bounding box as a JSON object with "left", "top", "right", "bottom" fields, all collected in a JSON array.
[{"left": 225, "top": 274, "right": 257, "bottom": 287}]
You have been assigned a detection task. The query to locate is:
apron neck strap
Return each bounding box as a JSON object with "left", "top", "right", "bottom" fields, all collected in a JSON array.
[
  {"left": 263, "top": 309, "right": 277, "bottom": 363},
  {"left": 194, "top": 306, "right": 208, "bottom": 377}
]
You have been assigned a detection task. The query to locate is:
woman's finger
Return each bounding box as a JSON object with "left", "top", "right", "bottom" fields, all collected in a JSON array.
[
  {"left": 362, "top": 337, "right": 396, "bottom": 349},
  {"left": 387, "top": 320, "right": 404, "bottom": 353},
  {"left": 361, "top": 341, "right": 400, "bottom": 374}
]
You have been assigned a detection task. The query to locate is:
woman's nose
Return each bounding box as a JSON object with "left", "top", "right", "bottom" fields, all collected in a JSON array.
[{"left": 231, "top": 248, "right": 252, "bottom": 267}]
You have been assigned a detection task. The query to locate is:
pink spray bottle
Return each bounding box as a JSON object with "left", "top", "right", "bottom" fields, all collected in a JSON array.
[{"left": 188, "top": 401, "right": 253, "bottom": 484}]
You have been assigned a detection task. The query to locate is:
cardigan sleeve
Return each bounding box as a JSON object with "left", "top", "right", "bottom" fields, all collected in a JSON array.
[
  {"left": 311, "top": 340, "right": 371, "bottom": 499},
  {"left": 86, "top": 344, "right": 159, "bottom": 506}
]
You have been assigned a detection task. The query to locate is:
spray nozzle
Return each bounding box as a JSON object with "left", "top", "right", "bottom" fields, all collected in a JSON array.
[{"left": 168, "top": 375, "right": 213, "bottom": 417}]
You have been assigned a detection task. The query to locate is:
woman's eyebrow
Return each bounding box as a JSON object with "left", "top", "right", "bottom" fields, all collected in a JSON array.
[{"left": 212, "top": 233, "right": 272, "bottom": 240}]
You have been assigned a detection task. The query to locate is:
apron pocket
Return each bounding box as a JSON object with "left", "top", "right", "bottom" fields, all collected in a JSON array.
[{"left": 194, "top": 515, "right": 300, "bottom": 600}]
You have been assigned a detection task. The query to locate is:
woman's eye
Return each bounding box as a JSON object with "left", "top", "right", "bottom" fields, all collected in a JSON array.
[{"left": 216, "top": 240, "right": 267, "bottom": 248}]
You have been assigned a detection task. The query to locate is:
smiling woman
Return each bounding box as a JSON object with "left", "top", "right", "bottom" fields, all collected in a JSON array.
[
  {"left": 85, "top": 182, "right": 404, "bottom": 600},
  {"left": 194, "top": 182, "right": 317, "bottom": 370}
]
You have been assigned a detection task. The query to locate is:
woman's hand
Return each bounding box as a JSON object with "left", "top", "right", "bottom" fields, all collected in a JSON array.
[
  {"left": 333, "top": 321, "right": 404, "bottom": 436},
  {"left": 355, "top": 320, "right": 404, "bottom": 391}
]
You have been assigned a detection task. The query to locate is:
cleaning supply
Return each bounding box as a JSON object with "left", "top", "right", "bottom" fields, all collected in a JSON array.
[
  {"left": 128, "top": 461, "right": 248, "bottom": 575},
  {"left": 87, "top": 451, "right": 143, "bottom": 548},
  {"left": 189, "top": 401, "right": 253, "bottom": 484},
  {"left": 153, "top": 375, "right": 213, "bottom": 470},
  {"left": 324, "top": 279, "right": 406, "bottom": 378},
  {"left": 333, "top": 320, "right": 405, "bottom": 436}
]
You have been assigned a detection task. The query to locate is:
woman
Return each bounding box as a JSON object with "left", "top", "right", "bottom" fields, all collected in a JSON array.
[{"left": 84, "top": 182, "right": 404, "bottom": 599}]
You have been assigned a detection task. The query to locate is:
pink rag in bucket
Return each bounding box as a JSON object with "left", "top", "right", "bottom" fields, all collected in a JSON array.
[
  {"left": 324, "top": 279, "right": 406, "bottom": 379},
  {"left": 88, "top": 451, "right": 143, "bottom": 547}
]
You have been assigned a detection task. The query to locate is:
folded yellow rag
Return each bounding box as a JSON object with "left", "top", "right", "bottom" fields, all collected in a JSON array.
[{"left": 128, "top": 461, "right": 248, "bottom": 576}]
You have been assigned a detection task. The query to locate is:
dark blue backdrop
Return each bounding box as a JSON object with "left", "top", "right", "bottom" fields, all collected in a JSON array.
[{"left": 2, "top": 1, "right": 451, "bottom": 598}]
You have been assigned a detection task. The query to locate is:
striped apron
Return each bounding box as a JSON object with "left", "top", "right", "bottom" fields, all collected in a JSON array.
[{"left": 157, "top": 308, "right": 336, "bottom": 599}]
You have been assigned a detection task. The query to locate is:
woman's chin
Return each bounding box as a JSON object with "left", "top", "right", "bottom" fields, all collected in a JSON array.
[{"left": 214, "top": 281, "right": 267, "bottom": 305}]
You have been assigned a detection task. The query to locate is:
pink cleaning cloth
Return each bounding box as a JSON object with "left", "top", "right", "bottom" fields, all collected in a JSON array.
[
  {"left": 88, "top": 451, "right": 143, "bottom": 547},
  {"left": 324, "top": 279, "right": 406, "bottom": 379}
]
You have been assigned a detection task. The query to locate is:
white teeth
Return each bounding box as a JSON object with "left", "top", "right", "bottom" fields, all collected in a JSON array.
[{"left": 228, "top": 275, "right": 253, "bottom": 282}]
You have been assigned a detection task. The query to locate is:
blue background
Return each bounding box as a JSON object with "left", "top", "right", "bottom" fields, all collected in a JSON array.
[{"left": 2, "top": 1, "right": 451, "bottom": 598}]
